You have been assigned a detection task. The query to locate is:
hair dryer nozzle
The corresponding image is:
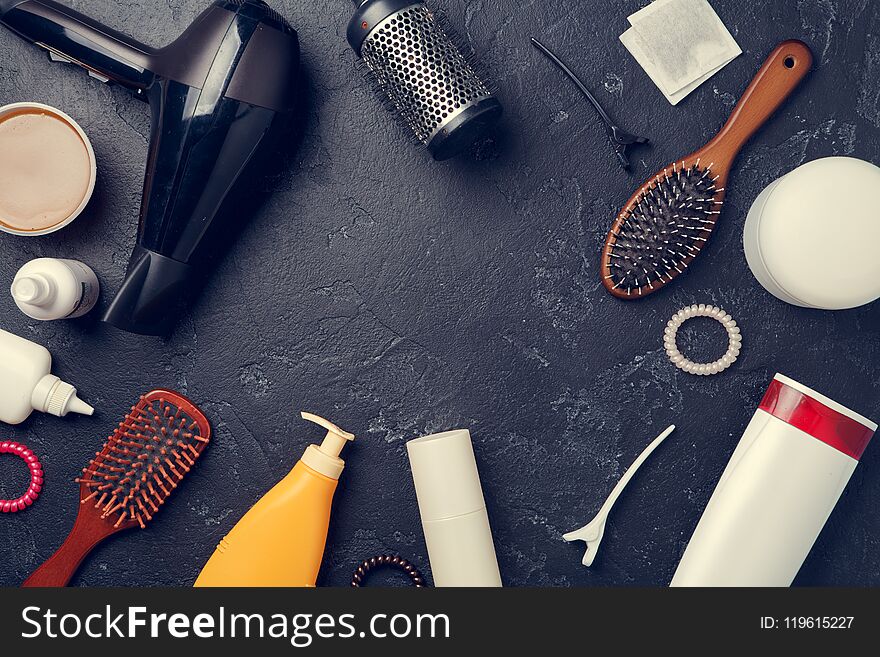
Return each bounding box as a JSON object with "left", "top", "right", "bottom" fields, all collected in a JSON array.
[{"left": 101, "top": 247, "right": 197, "bottom": 336}]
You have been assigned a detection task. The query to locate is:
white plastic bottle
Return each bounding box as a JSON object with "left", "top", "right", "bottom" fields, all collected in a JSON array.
[
  {"left": 11, "top": 258, "right": 99, "bottom": 320},
  {"left": 407, "top": 429, "right": 503, "bottom": 587},
  {"left": 0, "top": 328, "right": 94, "bottom": 425},
  {"left": 671, "top": 373, "right": 876, "bottom": 587}
]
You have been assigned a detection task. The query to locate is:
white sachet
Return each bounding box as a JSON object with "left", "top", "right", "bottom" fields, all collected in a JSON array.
[
  {"left": 620, "top": 28, "right": 730, "bottom": 105},
  {"left": 621, "top": 0, "right": 741, "bottom": 105}
]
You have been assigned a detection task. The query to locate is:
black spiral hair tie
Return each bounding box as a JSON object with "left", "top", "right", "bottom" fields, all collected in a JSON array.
[{"left": 351, "top": 555, "right": 428, "bottom": 588}]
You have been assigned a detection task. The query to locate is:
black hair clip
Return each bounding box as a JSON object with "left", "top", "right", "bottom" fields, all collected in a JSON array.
[{"left": 532, "top": 37, "right": 651, "bottom": 171}]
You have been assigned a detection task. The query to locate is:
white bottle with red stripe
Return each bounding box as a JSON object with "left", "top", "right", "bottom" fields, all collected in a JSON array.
[{"left": 671, "top": 373, "right": 876, "bottom": 587}]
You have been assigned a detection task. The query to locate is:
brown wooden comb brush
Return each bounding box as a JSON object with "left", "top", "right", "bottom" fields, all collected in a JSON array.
[
  {"left": 22, "top": 390, "right": 210, "bottom": 587},
  {"left": 601, "top": 40, "right": 813, "bottom": 299}
]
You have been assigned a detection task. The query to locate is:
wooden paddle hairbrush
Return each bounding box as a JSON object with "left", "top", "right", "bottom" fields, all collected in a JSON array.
[
  {"left": 601, "top": 40, "right": 813, "bottom": 299},
  {"left": 22, "top": 390, "right": 210, "bottom": 587}
]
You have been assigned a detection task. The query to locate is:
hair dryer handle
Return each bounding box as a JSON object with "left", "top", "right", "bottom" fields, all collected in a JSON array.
[{"left": 0, "top": 0, "right": 155, "bottom": 92}]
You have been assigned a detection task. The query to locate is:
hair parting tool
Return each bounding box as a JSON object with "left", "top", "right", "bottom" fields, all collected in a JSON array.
[{"left": 0, "top": 0, "right": 303, "bottom": 335}]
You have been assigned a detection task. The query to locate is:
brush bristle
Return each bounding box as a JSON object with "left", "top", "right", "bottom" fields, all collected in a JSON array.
[
  {"left": 605, "top": 160, "right": 724, "bottom": 296},
  {"left": 76, "top": 392, "right": 210, "bottom": 529}
]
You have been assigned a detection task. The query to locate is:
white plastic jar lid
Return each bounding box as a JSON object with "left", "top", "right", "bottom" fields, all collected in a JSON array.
[{"left": 746, "top": 157, "right": 880, "bottom": 310}]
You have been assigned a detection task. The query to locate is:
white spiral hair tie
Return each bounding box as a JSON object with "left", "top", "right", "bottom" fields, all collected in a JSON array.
[{"left": 664, "top": 304, "right": 741, "bottom": 376}]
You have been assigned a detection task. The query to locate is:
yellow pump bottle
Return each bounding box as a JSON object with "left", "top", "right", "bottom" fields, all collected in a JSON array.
[{"left": 194, "top": 412, "right": 354, "bottom": 587}]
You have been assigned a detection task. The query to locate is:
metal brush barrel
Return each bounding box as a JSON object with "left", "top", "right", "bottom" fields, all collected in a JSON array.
[{"left": 348, "top": 0, "right": 502, "bottom": 160}]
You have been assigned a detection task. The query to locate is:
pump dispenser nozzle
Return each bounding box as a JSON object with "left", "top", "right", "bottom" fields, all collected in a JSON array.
[
  {"left": 300, "top": 412, "right": 354, "bottom": 480},
  {"left": 193, "top": 410, "right": 357, "bottom": 586}
]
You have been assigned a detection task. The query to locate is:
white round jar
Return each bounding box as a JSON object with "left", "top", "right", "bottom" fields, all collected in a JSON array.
[{"left": 743, "top": 157, "right": 880, "bottom": 310}]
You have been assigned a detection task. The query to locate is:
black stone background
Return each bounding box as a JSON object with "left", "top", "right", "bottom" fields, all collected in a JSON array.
[{"left": 0, "top": 0, "right": 878, "bottom": 587}]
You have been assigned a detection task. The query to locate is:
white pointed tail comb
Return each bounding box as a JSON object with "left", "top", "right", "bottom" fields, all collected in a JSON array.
[{"left": 563, "top": 425, "right": 675, "bottom": 567}]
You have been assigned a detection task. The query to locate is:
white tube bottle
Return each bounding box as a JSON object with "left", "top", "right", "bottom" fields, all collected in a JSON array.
[
  {"left": 0, "top": 328, "right": 94, "bottom": 425},
  {"left": 671, "top": 373, "right": 876, "bottom": 587},
  {"left": 407, "top": 429, "right": 502, "bottom": 587},
  {"left": 11, "top": 258, "right": 99, "bottom": 320}
]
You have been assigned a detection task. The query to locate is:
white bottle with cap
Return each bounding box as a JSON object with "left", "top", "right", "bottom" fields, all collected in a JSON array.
[
  {"left": 11, "top": 258, "right": 99, "bottom": 320},
  {"left": 671, "top": 374, "right": 876, "bottom": 587},
  {"left": 407, "top": 429, "right": 502, "bottom": 587},
  {"left": 0, "top": 328, "right": 94, "bottom": 425}
]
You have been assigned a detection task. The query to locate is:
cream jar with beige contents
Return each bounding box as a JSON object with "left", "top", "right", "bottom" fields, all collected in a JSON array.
[{"left": 0, "top": 102, "right": 96, "bottom": 236}]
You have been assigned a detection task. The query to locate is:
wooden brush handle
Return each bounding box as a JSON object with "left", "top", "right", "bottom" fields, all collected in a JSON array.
[
  {"left": 701, "top": 40, "right": 813, "bottom": 166},
  {"left": 22, "top": 505, "right": 120, "bottom": 587}
]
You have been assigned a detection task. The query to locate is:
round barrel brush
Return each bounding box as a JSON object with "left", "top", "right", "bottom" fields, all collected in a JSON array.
[
  {"left": 346, "top": 0, "right": 503, "bottom": 160},
  {"left": 22, "top": 390, "right": 211, "bottom": 587},
  {"left": 601, "top": 41, "right": 813, "bottom": 299}
]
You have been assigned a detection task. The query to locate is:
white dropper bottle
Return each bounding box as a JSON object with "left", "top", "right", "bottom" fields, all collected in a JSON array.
[
  {"left": 11, "top": 258, "right": 100, "bottom": 320},
  {"left": 0, "top": 328, "right": 94, "bottom": 425}
]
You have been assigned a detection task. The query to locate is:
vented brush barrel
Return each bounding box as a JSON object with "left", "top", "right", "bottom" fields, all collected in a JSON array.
[{"left": 347, "top": 0, "right": 502, "bottom": 160}]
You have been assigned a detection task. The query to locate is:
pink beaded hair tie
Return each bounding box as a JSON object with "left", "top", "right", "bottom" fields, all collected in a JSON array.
[{"left": 0, "top": 441, "right": 43, "bottom": 513}]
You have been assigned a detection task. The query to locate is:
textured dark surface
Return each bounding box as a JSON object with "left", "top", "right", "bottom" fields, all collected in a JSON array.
[{"left": 0, "top": 0, "right": 879, "bottom": 588}]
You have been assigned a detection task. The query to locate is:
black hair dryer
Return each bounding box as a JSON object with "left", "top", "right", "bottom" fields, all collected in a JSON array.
[{"left": 0, "top": 0, "right": 301, "bottom": 335}]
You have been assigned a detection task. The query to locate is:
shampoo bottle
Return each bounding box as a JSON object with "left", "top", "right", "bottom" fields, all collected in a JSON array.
[
  {"left": 194, "top": 412, "right": 355, "bottom": 587},
  {"left": 11, "top": 258, "right": 100, "bottom": 320},
  {"left": 0, "top": 328, "right": 94, "bottom": 425},
  {"left": 671, "top": 374, "right": 876, "bottom": 587}
]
